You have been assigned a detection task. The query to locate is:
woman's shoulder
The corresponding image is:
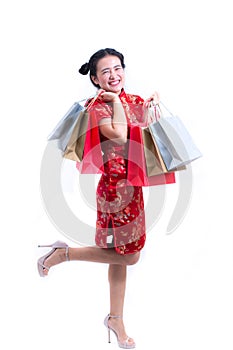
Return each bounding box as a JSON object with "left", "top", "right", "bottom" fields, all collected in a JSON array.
[{"left": 84, "top": 96, "right": 112, "bottom": 120}]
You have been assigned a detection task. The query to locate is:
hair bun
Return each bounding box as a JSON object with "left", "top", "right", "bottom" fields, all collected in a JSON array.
[{"left": 79, "top": 62, "right": 90, "bottom": 75}]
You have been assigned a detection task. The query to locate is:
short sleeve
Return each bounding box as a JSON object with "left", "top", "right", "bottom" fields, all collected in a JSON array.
[{"left": 86, "top": 98, "right": 112, "bottom": 123}]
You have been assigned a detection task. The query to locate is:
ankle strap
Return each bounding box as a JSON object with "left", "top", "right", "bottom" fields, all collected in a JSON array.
[
  {"left": 108, "top": 314, "right": 122, "bottom": 319},
  {"left": 65, "top": 246, "right": 69, "bottom": 261}
]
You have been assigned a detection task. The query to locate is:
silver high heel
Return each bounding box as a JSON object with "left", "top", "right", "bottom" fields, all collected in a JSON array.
[
  {"left": 37, "top": 241, "right": 69, "bottom": 277},
  {"left": 104, "top": 314, "right": 136, "bottom": 349}
]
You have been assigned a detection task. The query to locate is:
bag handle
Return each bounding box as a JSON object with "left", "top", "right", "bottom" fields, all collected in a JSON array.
[
  {"left": 146, "top": 101, "right": 174, "bottom": 124},
  {"left": 145, "top": 101, "right": 161, "bottom": 124},
  {"left": 77, "top": 90, "right": 102, "bottom": 111},
  {"left": 155, "top": 101, "right": 174, "bottom": 118},
  {"left": 144, "top": 100, "right": 174, "bottom": 125},
  {"left": 85, "top": 90, "right": 104, "bottom": 111}
]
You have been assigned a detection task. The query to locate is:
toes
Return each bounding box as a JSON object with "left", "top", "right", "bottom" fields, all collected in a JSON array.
[{"left": 42, "top": 264, "right": 50, "bottom": 275}]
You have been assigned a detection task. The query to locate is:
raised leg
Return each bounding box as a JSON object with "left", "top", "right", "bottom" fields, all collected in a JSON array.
[
  {"left": 42, "top": 245, "right": 140, "bottom": 274},
  {"left": 38, "top": 244, "right": 139, "bottom": 347}
]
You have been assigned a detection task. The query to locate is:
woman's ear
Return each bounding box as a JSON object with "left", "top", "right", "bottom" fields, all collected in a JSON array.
[{"left": 91, "top": 75, "right": 99, "bottom": 85}]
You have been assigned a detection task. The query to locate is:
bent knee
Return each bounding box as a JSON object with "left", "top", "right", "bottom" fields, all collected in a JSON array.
[{"left": 126, "top": 252, "right": 140, "bottom": 265}]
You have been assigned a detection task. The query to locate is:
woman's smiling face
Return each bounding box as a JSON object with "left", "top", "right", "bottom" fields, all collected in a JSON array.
[{"left": 91, "top": 55, "right": 125, "bottom": 94}]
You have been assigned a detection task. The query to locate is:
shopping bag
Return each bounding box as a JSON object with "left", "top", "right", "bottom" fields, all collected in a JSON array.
[
  {"left": 48, "top": 102, "right": 85, "bottom": 152},
  {"left": 127, "top": 125, "right": 176, "bottom": 186},
  {"left": 63, "top": 109, "right": 89, "bottom": 161},
  {"left": 142, "top": 127, "right": 167, "bottom": 175},
  {"left": 63, "top": 93, "right": 102, "bottom": 162},
  {"left": 148, "top": 103, "right": 202, "bottom": 171},
  {"left": 141, "top": 103, "right": 186, "bottom": 176}
]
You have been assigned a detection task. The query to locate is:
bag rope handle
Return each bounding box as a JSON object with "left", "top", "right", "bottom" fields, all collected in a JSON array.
[
  {"left": 78, "top": 90, "right": 103, "bottom": 112},
  {"left": 158, "top": 101, "right": 174, "bottom": 117}
]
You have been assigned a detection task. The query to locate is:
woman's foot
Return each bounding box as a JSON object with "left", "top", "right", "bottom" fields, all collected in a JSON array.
[
  {"left": 37, "top": 241, "right": 69, "bottom": 277},
  {"left": 42, "top": 248, "right": 68, "bottom": 276},
  {"left": 105, "top": 315, "right": 135, "bottom": 348}
]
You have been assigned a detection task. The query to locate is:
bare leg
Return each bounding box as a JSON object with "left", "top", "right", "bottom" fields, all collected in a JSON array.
[
  {"left": 109, "top": 264, "right": 126, "bottom": 316},
  {"left": 108, "top": 264, "right": 135, "bottom": 345},
  {"left": 43, "top": 246, "right": 140, "bottom": 274}
]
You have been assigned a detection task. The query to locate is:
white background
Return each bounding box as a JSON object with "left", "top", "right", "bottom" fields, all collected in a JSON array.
[{"left": 1, "top": 0, "right": 233, "bottom": 349}]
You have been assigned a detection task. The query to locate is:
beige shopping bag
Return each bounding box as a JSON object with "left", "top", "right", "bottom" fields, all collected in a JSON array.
[
  {"left": 63, "top": 109, "right": 89, "bottom": 162},
  {"left": 63, "top": 93, "right": 101, "bottom": 162}
]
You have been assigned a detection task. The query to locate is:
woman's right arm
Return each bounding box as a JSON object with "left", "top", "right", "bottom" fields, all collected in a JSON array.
[{"left": 98, "top": 92, "right": 128, "bottom": 145}]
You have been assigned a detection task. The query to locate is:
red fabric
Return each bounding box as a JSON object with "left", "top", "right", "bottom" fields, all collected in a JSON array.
[
  {"left": 76, "top": 90, "right": 175, "bottom": 187},
  {"left": 76, "top": 108, "right": 104, "bottom": 174},
  {"left": 75, "top": 89, "right": 175, "bottom": 255},
  {"left": 127, "top": 125, "right": 175, "bottom": 186}
]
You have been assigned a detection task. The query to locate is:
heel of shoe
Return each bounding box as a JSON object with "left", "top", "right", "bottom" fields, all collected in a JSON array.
[
  {"left": 107, "top": 328, "right": 111, "bottom": 343},
  {"left": 104, "top": 314, "right": 111, "bottom": 343}
]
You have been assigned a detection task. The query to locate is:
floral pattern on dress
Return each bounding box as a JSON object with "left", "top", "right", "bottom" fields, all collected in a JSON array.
[{"left": 89, "top": 90, "right": 146, "bottom": 255}]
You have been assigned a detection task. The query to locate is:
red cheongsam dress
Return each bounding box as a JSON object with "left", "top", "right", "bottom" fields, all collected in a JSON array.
[{"left": 89, "top": 89, "right": 146, "bottom": 255}]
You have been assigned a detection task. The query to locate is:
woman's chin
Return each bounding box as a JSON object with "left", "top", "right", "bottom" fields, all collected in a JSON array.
[{"left": 107, "top": 82, "right": 123, "bottom": 94}]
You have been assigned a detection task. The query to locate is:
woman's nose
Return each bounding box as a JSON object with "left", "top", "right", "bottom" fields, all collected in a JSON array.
[{"left": 109, "top": 69, "right": 116, "bottom": 79}]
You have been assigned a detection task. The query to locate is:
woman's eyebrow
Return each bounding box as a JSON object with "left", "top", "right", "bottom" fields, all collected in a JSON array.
[{"left": 101, "top": 65, "right": 122, "bottom": 73}]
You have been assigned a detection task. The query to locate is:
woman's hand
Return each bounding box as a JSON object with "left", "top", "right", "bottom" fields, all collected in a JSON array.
[
  {"left": 98, "top": 89, "right": 120, "bottom": 103},
  {"left": 144, "top": 91, "right": 160, "bottom": 108}
]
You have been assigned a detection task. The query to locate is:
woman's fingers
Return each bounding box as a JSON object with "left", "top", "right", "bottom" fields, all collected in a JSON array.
[{"left": 144, "top": 91, "right": 160, "bottom": 107}]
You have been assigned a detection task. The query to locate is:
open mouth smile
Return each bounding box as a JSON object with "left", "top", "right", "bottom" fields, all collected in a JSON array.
[{"left": 109, "top": 80, "right": 120, "bottom": 86}]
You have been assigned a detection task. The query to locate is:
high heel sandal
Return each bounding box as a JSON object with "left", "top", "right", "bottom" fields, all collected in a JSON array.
[
  {"left": 104, "top": 314, "right": 136, "bottom": 349},
  {"left": 37, "top": 241, "right": 69, "bottom": 277}
]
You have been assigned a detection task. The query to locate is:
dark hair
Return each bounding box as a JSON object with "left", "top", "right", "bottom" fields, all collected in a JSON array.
[{"left": 79, "top": 48, "right": 125, "bottom": 88}]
